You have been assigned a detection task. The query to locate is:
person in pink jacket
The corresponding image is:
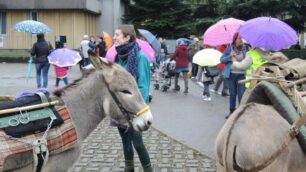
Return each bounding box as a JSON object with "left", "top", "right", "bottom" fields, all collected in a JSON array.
[{"left": 54, "top": 65, "right": 68, "bottom": 88}]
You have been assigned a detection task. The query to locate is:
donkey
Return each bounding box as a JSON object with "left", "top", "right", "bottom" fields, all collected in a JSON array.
[
  {"left": 5, "top": 53, "right": 153, "bottom": 172},
  {"left": 215, "top": 103, "right": 306, "bottom": 172}
]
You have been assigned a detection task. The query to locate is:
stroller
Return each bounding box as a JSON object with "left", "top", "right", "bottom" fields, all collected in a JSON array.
[{"left": 153, "top": 59, "right": 177, "bottom": 92}]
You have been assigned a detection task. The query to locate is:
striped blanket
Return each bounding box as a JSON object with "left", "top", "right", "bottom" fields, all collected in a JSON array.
[{"left": 0, "top": 106, "right": 78, "bottom": 171}]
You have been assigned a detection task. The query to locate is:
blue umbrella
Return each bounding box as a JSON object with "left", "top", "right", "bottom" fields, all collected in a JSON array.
[
  {"left": 13, "top": 20, "right": 51, "bottom": 34},
  {"left": 176, "top": 38, "right": 192, "bottom": 46},
  {"left": 137, "top": 29, "right": 161, "bottom": 54}
]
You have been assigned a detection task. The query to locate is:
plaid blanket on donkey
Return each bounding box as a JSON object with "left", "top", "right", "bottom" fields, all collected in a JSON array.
[{"left": 0, "top": 106, "right": 78, "bottom": 170}]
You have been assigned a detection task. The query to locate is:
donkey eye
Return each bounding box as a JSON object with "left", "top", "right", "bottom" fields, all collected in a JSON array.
[{"left": 121, "top": 90, "right": 132, "bottom": 95}]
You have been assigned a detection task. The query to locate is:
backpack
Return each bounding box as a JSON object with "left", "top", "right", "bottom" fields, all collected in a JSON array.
[{"left": 204, "top": 66, "right": 219, "bottom": 77}]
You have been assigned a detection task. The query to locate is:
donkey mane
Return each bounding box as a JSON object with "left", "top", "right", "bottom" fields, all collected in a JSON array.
[{"left": 53, "top": 78, "right": 83, "bottom": 97}]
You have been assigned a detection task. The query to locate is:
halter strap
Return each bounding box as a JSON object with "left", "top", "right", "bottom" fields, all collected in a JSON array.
[
  {"left": 101, "top": 74, "right": 148, "bottom": 126},
  {"left": 134, "top": 105, "right": 150, "bottom": 118}
]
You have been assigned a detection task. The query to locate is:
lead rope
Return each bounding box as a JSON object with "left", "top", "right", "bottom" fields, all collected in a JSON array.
[{"left": 32, "top": 118, "right": 54, "bottom": 172}]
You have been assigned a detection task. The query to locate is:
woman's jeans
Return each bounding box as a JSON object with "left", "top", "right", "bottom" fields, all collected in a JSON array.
[
  {"left": 226, "top": 73, "right": 246, "bottom": 111},
  {"left": 35, "top": 63, "right": 50, "bottom": 88},
  {"left": 203, "top": 81, "right": 210, "bottom": 97},
  {"left": 55, "top": 77, "right": 68, "bottom": 87},
  {"left": 118, "top": 128, "right": 151, "bottom": 167}
]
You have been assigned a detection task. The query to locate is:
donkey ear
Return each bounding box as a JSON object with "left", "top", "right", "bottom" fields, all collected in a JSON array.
[{"left": 88, "top": 50, "right": 110, "bottom": 70}]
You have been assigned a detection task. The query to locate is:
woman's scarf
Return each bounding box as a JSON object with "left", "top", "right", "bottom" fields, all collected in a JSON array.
[{"left": 115, "top": 41, "right": 140, "bottom": 79}]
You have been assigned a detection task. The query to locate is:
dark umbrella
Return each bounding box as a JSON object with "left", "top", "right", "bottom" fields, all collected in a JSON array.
[
  {"left": 137, "top": 29, "right": 161, "bottom": 54},
  {"left": 176, "top": 38, "right": 192, "bottom": 46}
]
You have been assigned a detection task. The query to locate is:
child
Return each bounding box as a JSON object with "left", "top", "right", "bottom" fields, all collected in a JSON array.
[
  {"left": 201, "top": 66, "right": 215, "bottom": 101},
  {"left": 54, "top": 65, "right": 68, "bottom": 88}
]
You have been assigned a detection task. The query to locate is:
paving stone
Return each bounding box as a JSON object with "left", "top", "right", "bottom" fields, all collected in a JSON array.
[{"left": 71, "top": 118, "right": 216, "bottom": 171}]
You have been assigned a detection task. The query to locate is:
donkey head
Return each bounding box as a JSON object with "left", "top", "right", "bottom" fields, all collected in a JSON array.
[{"left": 88, "top": 51, "right": 153, "bottom": 132}]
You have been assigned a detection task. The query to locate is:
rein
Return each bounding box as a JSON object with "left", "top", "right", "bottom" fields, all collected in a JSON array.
[{"left": 101, "top": 74, "right": 149, "bottom": 126}]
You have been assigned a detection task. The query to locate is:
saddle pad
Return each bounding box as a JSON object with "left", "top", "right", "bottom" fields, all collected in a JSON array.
[
  {"left": 0, "top": 106, "right": 78, "bottom": 171},
  {"left": 0, "top": 95, "right": 64, "bottom": 137},
  {"left": 247, "top": 81, "right": 306, "bottom": 153}
]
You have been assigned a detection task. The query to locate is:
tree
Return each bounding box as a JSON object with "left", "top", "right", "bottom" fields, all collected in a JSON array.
[
  {"left": 123, "top": 0, "right": 193, "bottom": 38},
  {"left": 190, "top": 0, "right": 219, "bottom": 36},
  {"left": 217, "top": 0, "right": 306, "bottom": 32}
]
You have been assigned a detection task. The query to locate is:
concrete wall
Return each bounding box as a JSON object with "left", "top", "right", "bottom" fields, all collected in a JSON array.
[
  {"left": 0, "top": 0, "right": 101, "bottom": 14},
  {"left": 97, "top": 0, "right": 124, "bottom": 38},
  {"left": 1, "top": 10, "right": 97, "bottom": 49}
]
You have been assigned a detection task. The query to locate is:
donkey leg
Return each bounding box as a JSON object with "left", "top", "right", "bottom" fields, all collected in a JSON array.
[{"left": 44, "top": 145, "right": 80, "bottom": 172}]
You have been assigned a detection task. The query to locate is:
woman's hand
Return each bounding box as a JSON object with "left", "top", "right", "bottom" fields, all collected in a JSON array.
[{"left": 231, "top": 51, "right": 237, "bottom": 61}]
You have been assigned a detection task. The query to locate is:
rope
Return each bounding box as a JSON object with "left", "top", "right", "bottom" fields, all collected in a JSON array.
[{"left": 0, "top": 118, "right": 54, "bottom": 172}]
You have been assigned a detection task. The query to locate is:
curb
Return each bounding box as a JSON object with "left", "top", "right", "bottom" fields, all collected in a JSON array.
[{"left": 0, "top": 57, "right": 29, "bottom": 63}]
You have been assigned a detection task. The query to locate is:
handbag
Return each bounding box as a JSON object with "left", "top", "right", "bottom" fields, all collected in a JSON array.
[{"left": 205, "top": 66, "right": 219, "bottom": 77}]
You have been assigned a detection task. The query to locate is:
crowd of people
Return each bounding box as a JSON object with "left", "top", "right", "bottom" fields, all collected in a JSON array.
[
  {"left": 29, "top": 23, "right": 293, "bottom": 171},
  {"left": 30, "top": 29, "right": 290, "bottom": 121},
  {"left": 166, "top": 32, "right": 289, "bottom": 119}
]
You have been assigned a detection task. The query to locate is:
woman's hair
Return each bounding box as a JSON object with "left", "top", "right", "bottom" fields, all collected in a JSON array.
[
  {"left": 117, "top": 25, "right": 136, "bottom": 42},
  {"left": 37, "top": 33, "right": 45, "bottom": 40},
  {"left": 232, "top": 32, "right": 239, "bottom": 45}
]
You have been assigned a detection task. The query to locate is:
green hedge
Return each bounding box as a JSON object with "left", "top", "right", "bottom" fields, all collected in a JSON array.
[
  {"left": 0, "top": 49, "right": 30, "bottom": 57},
  {"left": 0, "top": 49, "right": 31, "bottom": 63},
  {"left": 281, "top": 49, "right": 306, "bottom": 60}
]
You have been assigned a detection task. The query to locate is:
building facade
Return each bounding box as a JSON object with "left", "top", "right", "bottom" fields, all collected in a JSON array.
[{"left": 0, "top": 0, "right": 126, "bottom": 49}]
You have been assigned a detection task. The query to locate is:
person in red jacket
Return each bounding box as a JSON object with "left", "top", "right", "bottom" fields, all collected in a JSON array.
[
  {"left": 170, "top": 40, "right": 189, "bottom": 93},
  {"left": 54, "top": 65, "right": 68, "bottom": 88}
]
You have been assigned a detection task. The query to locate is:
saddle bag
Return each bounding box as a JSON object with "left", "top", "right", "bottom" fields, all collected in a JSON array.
[{"left": 0, "top": 93, "right": 63, "bottom": 137}]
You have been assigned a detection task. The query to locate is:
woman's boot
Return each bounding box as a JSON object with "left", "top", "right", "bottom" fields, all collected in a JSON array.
[
  {"left": 124, "top": 160, "right": 134, "bottom": 172},
  {"left": 225, "top": 108, "right": 236, "bottom": 119},
  {"left": 143, "top": 163, "right": 153, "bottom": 172}
]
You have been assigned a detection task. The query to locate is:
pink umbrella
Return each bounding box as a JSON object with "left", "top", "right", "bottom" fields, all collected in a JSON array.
[
  {"left": 106, "top": 38, "right": 155, "bottom": 62},
  {"left": 203, "top": 18, "right": 245, "bottom": 46}
]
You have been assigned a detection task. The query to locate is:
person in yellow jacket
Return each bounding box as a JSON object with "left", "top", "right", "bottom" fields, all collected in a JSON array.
[{"left": 231, "top": 48, "right": 288, "bottom": 88}]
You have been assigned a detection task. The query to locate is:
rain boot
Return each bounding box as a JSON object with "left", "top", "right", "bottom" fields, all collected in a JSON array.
[
  {"left": 173, "top": 74, "right": 180, "bottom": 91},
  {"left": 143, "top": 163, "right": 153, "bottom": 172},
  {"left": 124, "top": 160, "right": 134, "bottom": 172},
  {"left": 183, "top": 76, "right": 188, "bottom": 93},
  {"left": 225, "top": 108, "right": 236, "bottom": 119}
]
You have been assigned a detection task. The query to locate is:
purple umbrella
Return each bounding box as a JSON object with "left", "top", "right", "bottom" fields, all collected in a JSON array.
[
  {"left": 238, "top": 17, "right": 297, "bottom": 51},
  {"left": 48, "top": 48, "right": 82, "bottom": 67}
]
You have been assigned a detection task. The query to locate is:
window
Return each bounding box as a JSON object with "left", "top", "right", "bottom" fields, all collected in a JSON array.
[
  {"left": 0, "top": 12, "right": 6, "bottom": 34},
  {"left": 31, "top": 11, "right": 38, "bottom": 21}
]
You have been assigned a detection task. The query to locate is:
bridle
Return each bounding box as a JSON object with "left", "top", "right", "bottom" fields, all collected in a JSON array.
[{"left": 101, "top": 74, "right": 150, "bottom": 126}]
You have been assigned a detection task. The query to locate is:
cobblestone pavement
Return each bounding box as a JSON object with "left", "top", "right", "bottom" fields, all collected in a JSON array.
[{"left": 71, "top": 118, "right": 216, "bottom": 172}]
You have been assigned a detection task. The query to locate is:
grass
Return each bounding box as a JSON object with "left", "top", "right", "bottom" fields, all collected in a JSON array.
[{"left": 0, "top": 49, "right": 31, "bottom": 58}]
